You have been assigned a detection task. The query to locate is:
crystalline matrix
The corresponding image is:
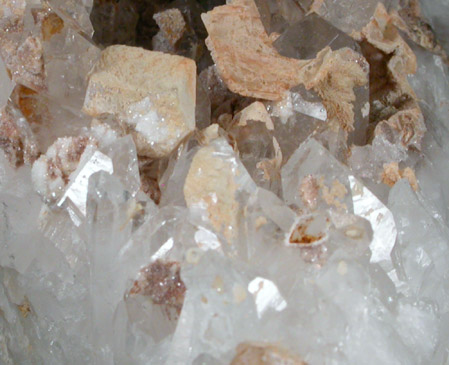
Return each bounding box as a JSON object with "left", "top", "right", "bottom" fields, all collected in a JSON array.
[{"left": 1, "top": 0, "right": 449, "bottom": 363}]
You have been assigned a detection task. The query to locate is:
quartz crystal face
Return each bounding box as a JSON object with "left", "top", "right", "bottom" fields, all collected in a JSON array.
[{"left": 1, "top": 0, "right": 449, "bottom": 364}]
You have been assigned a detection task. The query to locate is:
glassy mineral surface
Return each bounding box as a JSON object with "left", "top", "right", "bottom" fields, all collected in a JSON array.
[{"left": 1, "top": 0, "right": 449, "bottom": 364}]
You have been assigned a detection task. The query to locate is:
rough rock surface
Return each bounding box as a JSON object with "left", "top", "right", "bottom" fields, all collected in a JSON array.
[
  {"left": 83, "top": 45, "right": 196, "bottom": 158},
  {"left": 201, "top": 0, "right": 306, "bottom": 100}
]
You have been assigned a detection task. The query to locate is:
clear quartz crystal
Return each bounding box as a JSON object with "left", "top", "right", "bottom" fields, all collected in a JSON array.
[
  {"left": 274, "top": 13, "right": 361, "bottom": 59},
  {"left": 0, "top": 57, "right": 13, "bottom": 108},
  {"left": 311, "top": 0, "right": 394, "bottom": 34},
  {"left": 282, "top": 138, "right": 397, "bottom": 265},
  {"left": 1, "top": 0, "right": 449, "bottom": 363},
  {"left": 273, "top": 16, "right": 369, "bottom": 146}
]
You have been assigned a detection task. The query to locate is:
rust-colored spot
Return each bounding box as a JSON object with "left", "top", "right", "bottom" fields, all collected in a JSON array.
[
  {"left": 41, "top": 12, "right": 64, "bottom": 41},
  {"left": 231, "top": 342, "right": 306, "bottom": 365},
  {"left": 289, "top": 217, "right": 324, "bottom": 246},
  {"left": 17, "top": 299, "right": 31, "bottom": 318},
  {"left": 12, "top": 85, "right": 48, "bottom": 125}
]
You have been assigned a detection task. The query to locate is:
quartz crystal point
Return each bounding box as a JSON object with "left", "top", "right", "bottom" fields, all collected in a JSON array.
[
  {"left": 266, "top": 85, "right": 326, "bottom": 163},
  {"left": 419, "top": 0, "right": 449, "bottom": 54},
  {"left": 282, "top": 138, "right": 397, "bottom": 265},
  {"left": 2, "top": 0, "right": 449, "bottom": 363},
  {"left": 308, "top": 0, "right": 395, "bottom": 34},
  {"left": 0, "top": 102, "right": 39, "bottom": 168},
  {"left": 46, "top": 0, "right": 94, "bottom": 37},
  {"left": 182, "top": 137, "right": 257, "bottom": 249},
  {"left": 274, "top": 13, "right": 361, "bottom": 59},
  {"left": 0, "top": 55, "right": 13, "bottom": 108},
  {"left": 227, "top": 102, "right": 282, "bottom": 193},
  {"left": 83, "top": 45, "right": 196, "bottom": 158},
  {"left": 273, "top": 14, "right": 370, "bottom": 146},
  {"left": 254, "top": 0, "right": 305, "bottom": 35}
]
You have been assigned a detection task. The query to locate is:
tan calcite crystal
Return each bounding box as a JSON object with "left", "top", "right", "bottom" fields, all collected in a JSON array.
[
  {"left": 382, "top": 162, "right": 419, "bottom": 191},
  {"left": 230, "top": 101, "right": 282, "bottom": 185},
  {"left": 201, "top": 0, "right": 307, "bottom": 100},
  {"left": 356, "top": 4, "right": 417, "bottom": 100},
  {"left": 231, "top": 342, "right": 306, "bottom": 365},
  {"left": 197, "top": 124, "right": 220, "bottom": 146},
  {"left": 299, "top": 47, "right": 369, "bottom": 132},
  {"left": 83, "top": 45, "right": 196, "bottom": 158},
  {"left": 184, "top": 144, "right": 239, "bottom": 242},
  {"left": 233, "top": 101, "right": 274, "bottom": 129},
  {"left": 355, "top": 3, "right": 426, "bottom": 149},
  {"left": 0, "top": 102, "right": 39, "bottom": 167},
  {"left": 202, "top": 0, "right": 369, "bottom": 135},
  {"left": 153, "top": 8, "right": 186, "bottom": 47},
  {"left": 392, "top": 0, "right": 447, "bottom": 62},
  {"left": 31, "top": 136, "right": 98, "bottom": 203},
  {"left": 0, "top": 1, "right": 59, "bottom": 92},
  {"left": 0, "top": 33, "right": 45, "bottom": 92},
  {"left": 374, "top": 104, "right": 426, "bottom": 150}
]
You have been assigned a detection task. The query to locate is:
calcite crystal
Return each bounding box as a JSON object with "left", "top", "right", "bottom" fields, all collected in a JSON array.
[
  {"left": 2, "top": 0, "right": 449, "bottom": 364},
  {"left": 83, "top": 45, "right": 196, "bottom": 158},
  {"left": 183, "top": 138, "right": 256, "bottom": 244},
  {"left": 231, "top": 342, "right": 305, "bottom": 365},
  {"left": 201, "top": 0, "right": 306, "bottom": 100},
  {"left": 153, "top": 8, "right": 187, "bottom": 48}
]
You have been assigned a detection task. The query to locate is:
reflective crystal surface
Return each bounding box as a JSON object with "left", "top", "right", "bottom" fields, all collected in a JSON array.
[{"left": 1, "top": 0, "right": 449, "bottom": 363}]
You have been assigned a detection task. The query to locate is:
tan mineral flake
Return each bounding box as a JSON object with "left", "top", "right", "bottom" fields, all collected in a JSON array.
[
  {"left": 382, "top": 162, "right": 419, "bottom": 191},
  {"left": 83, "top": 45, "right": 196, "bottom": 158},
  {"left": 392, "top": 0, "right": 448, "bottom": 62},
  {"left": 153, "top": 8, "right": 186, "bottom": 47},
  {"left": 233, "top": 101, "right": 274, "bottom": 130},
  {"left": 353, "top": 3, "right": 426, "bottom": 149},
  {"left": 374, "top": 104, "right": 426, "bottom": 150},
  {"left": 1, "top": 34, "right": 45, "bottom": 91},
  {"left": 201, "top": 0, "right": 306, "bottom": 100},
  {"left": 0, "top": 102, "right": 39, "bottom": 167},
  {"left": 0, "top": 1, "right": 53, "bottom": 92},
  {"left": 300, "top": 47, "right": 368, "bottom": 132},
  {"left": 183, "top": 144, "right": 239, "bottom": 242},
  {"left": 231, "top": 342, "right": 306, "bottom": 365},
  {"left": 197, "top": 124, "right": 220, "bottom": 146}
]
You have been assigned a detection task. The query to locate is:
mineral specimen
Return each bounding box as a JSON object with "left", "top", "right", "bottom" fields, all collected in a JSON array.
[
  {"left": 1, "top": 0, "right": 449, "bottom": 364},
  {"left": 83, "top": 45, "right": 196, "bottom": 158}
]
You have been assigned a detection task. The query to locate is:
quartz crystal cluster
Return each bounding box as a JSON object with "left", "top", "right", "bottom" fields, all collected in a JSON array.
[{"left": 1, "top": 0, "right": 449, "bottom": 363}]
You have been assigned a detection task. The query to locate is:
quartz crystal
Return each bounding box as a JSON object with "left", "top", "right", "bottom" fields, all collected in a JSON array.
[{"left": 1, "top": 0, "right": 449, "bottom": 363}]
